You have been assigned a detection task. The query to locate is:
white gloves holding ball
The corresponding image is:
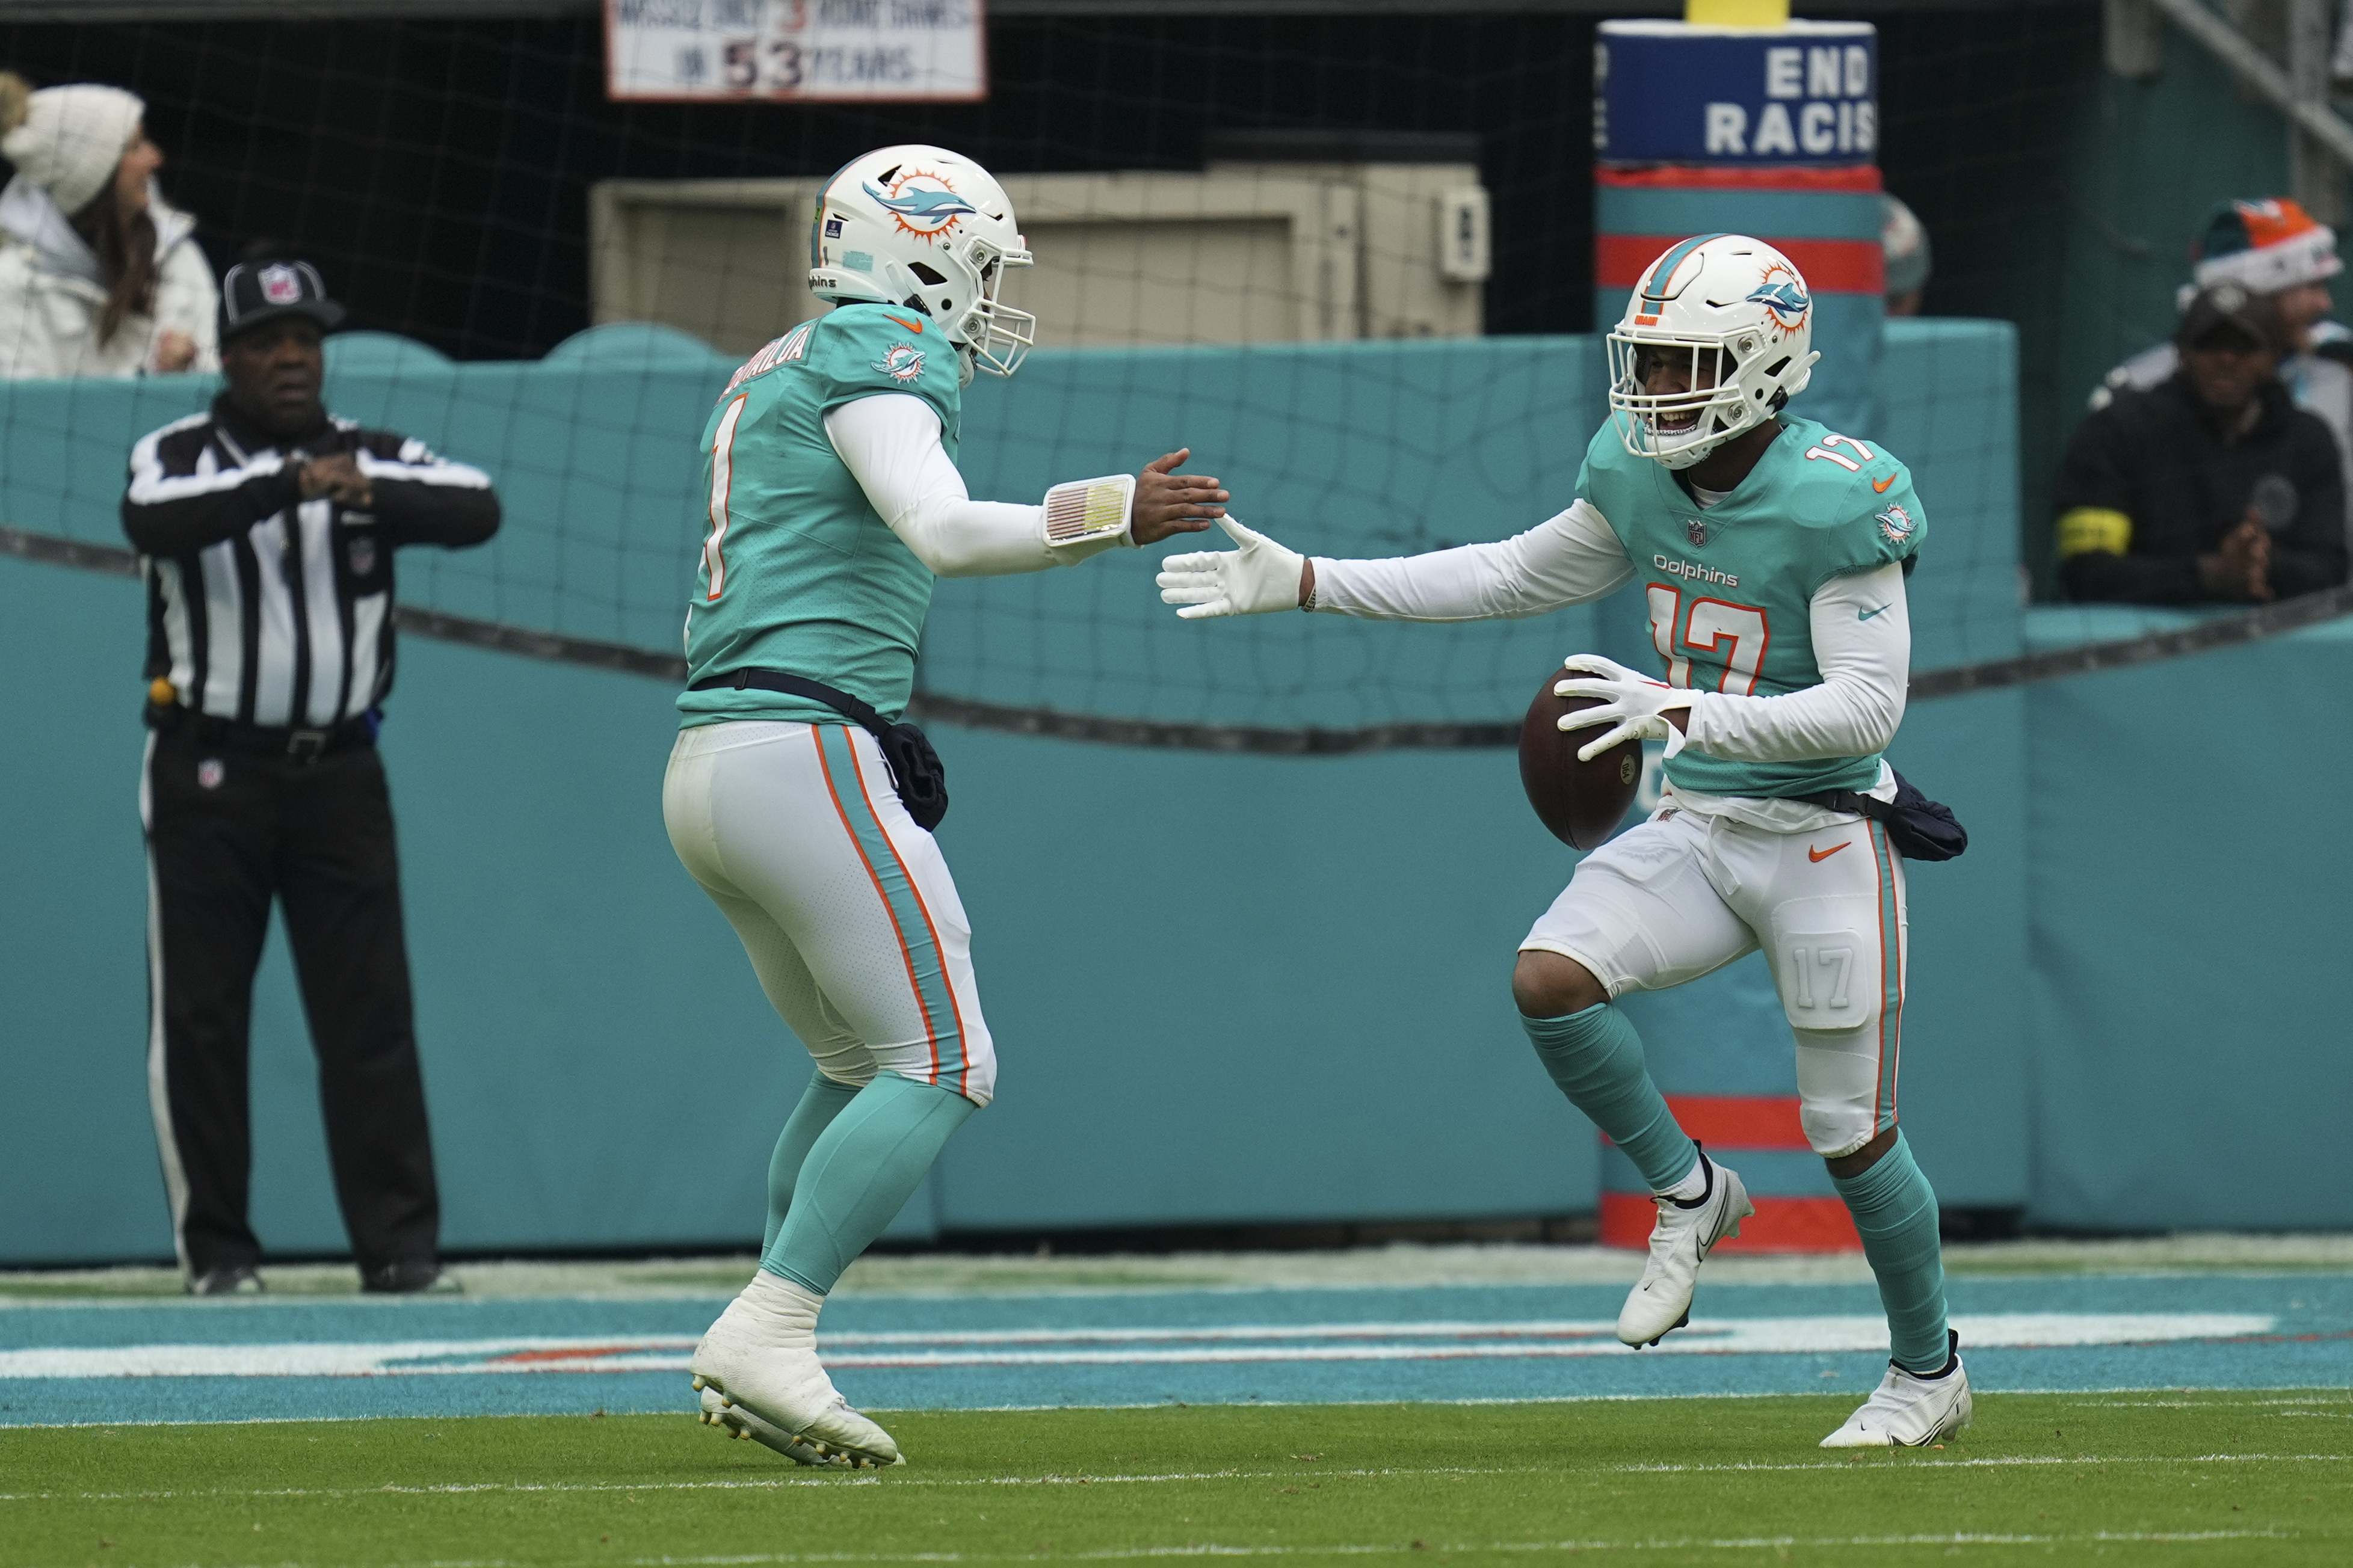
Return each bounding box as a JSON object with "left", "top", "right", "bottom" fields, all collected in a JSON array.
[
  {"left": 1155, "top": 517, "right": 1305, "bottom": 618},
  {"left": 1554, "top": 654, "right": 1697, "bottom": 762}
]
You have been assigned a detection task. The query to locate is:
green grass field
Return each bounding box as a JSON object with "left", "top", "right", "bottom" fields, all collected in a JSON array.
[{"left": 3, "top": 1391, "right": 2348, "bottom": 1567}]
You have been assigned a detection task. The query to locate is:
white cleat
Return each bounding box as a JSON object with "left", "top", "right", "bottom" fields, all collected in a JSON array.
[
  {"left": 697, "top": 1386, "right": 842, "bottom": 1467},
  {"left": 1821, "top": 1331, "right": 1973, "bottom": 1448},
  {"left": 689, "top": 1272, "right": 904, "bottom": 1469},
  {"left": 1615, "top": 1150, "right": 1755, "bottom": 1347}
]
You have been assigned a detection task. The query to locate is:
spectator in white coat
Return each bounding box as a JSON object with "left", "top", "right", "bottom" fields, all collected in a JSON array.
[{"left": 0, "top": 74, "right": 218, "bottom": 379}]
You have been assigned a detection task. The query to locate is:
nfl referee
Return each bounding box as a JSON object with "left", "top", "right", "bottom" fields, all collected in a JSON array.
[{"left": 122, "top": 254, "right": 499, "bottom": 1295}]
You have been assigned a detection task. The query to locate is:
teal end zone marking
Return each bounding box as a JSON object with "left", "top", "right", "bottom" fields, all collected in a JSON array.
[
  {"left": 0, "top": 1276, "right": 2343, "bottom": 1425},
  {"left": 1600, "top": 187, "right": 1884, "bottom": 242},
  {"left": 815, "top": 725, "right": 967, "bottom": 1094}
]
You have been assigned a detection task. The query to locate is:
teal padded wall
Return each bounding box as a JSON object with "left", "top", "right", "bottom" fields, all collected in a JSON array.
[
  {"left": 2019, "top": 607, "right": 2353, "bottom": 1231},
  {"left": 0, "top": 317, "right": 2068, "bottom": 1264}
]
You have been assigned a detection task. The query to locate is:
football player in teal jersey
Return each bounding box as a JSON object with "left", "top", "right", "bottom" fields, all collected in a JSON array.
[
  {"left": 670, "top": 146, "right": 1229, "bottom": 1468},
  {"left": 1158, "top": 235, "right": 1969, "bottom": 1448}
]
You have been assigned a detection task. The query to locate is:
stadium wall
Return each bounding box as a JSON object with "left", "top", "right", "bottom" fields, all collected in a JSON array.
[
  {"left": 0, "top": 320, "right": 2337, "bottom": 1262},
  {"left": 0, "top": 1, "right": 2302, "bottom": 600}
]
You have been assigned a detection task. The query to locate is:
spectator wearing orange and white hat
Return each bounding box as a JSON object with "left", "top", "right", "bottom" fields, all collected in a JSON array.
[
  {"left": 0, "top": 73, "right": 218, "bottom": 379},
  {"left": 2091, "top": 198, "right": 2352, "bottom": 506}
]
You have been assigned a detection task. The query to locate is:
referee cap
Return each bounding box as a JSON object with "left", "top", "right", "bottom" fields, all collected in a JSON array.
[{"left": 220, "top": 253, "right": 347, "bottom": 342}]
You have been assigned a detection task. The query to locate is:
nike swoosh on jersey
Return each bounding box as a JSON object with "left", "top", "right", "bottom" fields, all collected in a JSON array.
[
  {"left": 1872, "top": 473, "right": 1896, "bottom": 493},
  {"left": 883, "top": 313, "right": 925, "bottom": 334},
  {"left": 1808, "top": 841, "right": 1850, "bottom": 862},
  {"left": 1858, "top": 603, "right": 1890, "bottom": 621}
]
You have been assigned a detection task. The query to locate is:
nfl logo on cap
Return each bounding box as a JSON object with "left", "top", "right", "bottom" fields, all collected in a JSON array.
[{"left": 220, "top": 255, "right": 345, "bottom": 340}]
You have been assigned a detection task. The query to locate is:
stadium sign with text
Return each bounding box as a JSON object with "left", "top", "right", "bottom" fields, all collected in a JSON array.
[
  {"left": 1595, "top": 20, "right": 1876, "bottom": 166},
  {"left": 606, "top": 0, "right": 985, "bottom": 102}
]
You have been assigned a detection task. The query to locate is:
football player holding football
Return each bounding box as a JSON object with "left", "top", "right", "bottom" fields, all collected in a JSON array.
[
  {"left": 671, "top": 144, "right": 1227, "bottom": 1467},
  {"left": 1157, "top": 234, "right": 1967, "bottom": 1448}
]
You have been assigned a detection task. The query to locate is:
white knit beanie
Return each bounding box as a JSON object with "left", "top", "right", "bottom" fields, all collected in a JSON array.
[{"left": 2, "top": 82, "right": 145, "bottom": 217}]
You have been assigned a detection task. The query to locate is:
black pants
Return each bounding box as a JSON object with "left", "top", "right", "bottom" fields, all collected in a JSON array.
[{"left": 142, "top": 727, "right": 440, "bottom": 1278}]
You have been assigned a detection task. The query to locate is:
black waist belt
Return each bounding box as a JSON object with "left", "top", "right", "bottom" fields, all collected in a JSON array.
[
  {"left": 687, "top": 668, "right": 949, "bottom": 831},
  {"left": 146, "top": 704, "right": 374, "bottom": 763},
  {"left": 1798, "top": 767, "right": 1967, "bottom": 862}
]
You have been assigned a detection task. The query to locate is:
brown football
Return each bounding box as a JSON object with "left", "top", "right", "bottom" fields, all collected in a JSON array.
[{"left": 1519, "top": 668, "right": 1643, "bottom": 850}]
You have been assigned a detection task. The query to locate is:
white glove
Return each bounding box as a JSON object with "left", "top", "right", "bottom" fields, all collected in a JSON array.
[
  {"left": 1554, "top": 653, "right": 1699, "bottom": 763},
  {"left": 1156, "top": 517, "right": 1305, "bottom": 618}
]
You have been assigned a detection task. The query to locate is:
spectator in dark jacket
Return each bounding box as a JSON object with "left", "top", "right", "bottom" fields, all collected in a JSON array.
[{"left": 2058, "top": 283, "right": 2349, "bottom": 604}]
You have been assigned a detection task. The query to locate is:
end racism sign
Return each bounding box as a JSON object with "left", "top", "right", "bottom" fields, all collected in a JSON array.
[{"left": 1596, "top": 20, "right": 1877, "bottom": 167}]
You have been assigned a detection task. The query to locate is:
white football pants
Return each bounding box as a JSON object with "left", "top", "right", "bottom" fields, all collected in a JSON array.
[
  {"left": 663, "top": 721, "right": 996, "bottom": 1105},
  {"left": 1521, "top": 806, "right": 1907, "bottom": 1160}
]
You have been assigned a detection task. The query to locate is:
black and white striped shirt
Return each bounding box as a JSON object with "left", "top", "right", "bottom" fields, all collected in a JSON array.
[{"left": 123, "top": 397, "right": 500, "bottom": 728}]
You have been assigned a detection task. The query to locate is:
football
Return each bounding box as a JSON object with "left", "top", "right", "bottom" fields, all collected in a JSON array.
[{"left": 1519, "top": 666, "right": 1643, "bottom": 850}]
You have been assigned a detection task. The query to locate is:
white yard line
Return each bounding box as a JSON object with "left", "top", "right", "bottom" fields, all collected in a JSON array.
[
  {"left": 54, "top": 1530, "right": 2297, "bottom": 1568},
  {"left": 615, "top": 1534, "right": 2295, "bottom": 1564},
  {"left": 5, "top": 1452, "right": 2346, "bottom": 1505}
]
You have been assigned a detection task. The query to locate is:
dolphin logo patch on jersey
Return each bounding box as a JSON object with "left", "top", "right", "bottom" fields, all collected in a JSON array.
[
  {"left": 1875, "top": 502, "right": 1917, "bottom": 544},
  {"left": 1745, "top": 265, "right": 1812, "bottom": 334},
  {"left": 872, "top": 343, "right": 927, "bottom": 383},
  {"left": 863, "top": 172, "right": 978, "bottom": 241}
]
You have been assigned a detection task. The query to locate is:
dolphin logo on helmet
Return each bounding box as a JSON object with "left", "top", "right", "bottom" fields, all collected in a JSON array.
[
  {"left": 862, "top": 178, "right": 979, "bottom": 238},
  {"left": 1745, "top": 274, "right": 1812, "bottom": 333}
]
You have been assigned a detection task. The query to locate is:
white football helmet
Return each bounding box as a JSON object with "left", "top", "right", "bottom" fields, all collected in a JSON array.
[
  {"left": 1607, "top": 233, "right": 1821, "bottom": 470},
  {"left": 809, "top": 144, "right": 1035, "bottom": 379}
]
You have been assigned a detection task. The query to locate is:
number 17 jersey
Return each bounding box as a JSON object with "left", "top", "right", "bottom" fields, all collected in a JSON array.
[{"left": 1574, "top": 414, "right": 1929, "bottom": 801}]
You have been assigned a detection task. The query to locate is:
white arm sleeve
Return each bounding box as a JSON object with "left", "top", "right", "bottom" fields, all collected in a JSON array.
[
  {"left": 827, "top": 393, "right": 1110, "bottom": 577},
  {"left": 1307, "top": 498, "right": 1635, "bottom": 621},
  {"left": 1679, "top": 563, "right": 1910, "bottom": 763}
]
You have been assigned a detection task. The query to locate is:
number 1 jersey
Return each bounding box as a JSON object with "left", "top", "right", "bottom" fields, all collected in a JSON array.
[
  {"left": 679, "top": 303, "right": 964, "bottom": 730},
  {"left": 1574, "top": 415, "right": 1928, "bottom": 801}
]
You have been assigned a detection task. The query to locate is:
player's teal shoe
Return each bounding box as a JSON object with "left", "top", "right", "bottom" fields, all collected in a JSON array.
[
  {"left": 1821, "top": 1330, "right": 1972, "bottom": 1447},
  {"left": 1615, "top": 1151, "right": 1754, "bottom": 1347}
]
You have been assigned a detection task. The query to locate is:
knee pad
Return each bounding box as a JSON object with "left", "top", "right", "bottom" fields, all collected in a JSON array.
[{"left": 1792, "top": 1023, "right": 1884, "bottom": 1157}]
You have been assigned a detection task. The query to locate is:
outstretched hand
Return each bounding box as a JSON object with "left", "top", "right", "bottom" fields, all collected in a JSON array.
[
  {"left": 1156, "top": 516, "right": 1307, "bottom": 618},
  {"left": 1130, "top": 449, "right": 1228, "bottom": 546}
]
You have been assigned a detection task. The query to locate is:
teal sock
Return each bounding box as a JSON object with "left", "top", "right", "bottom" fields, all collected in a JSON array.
[
  {"left": 762, "top": 1074, "right": 862, "bottom": 1255},
  {"left": 1520, "top": 1003, "right": 1699, "bottom": 1193},
  {"left": 1831, "top": 1131, "right": 1950, "bottom": 1374},
  {"left": 763, "top": 1072, "right": 976, "bottom": 1294}
]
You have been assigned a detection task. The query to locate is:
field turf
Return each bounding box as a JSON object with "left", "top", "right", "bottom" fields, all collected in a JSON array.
[{"left": 4, "top": 1390, "right": 2348, "bottom": 1566}]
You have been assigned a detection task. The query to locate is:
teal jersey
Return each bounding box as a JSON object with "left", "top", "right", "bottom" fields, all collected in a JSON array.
[
  {"left": 1575, "top": 414, "right": 1927, "bottom": 801},
  {"left": 678, "top": 303, "right": 964, "bottom": 728}
]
